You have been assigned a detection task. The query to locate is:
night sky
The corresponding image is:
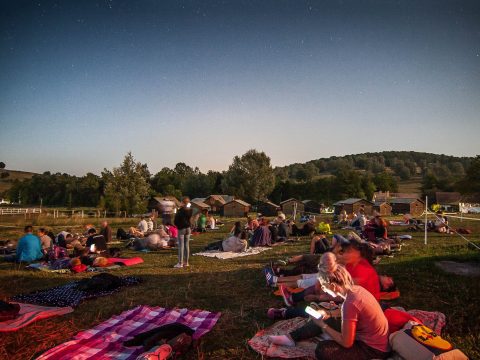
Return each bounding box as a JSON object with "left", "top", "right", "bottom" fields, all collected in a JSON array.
[{"left": 1, "top": 0, "right": 479, "bottom": 175}]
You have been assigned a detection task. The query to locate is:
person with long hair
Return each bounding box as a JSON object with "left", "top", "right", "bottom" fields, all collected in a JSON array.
[{"left": 269, "top": 252, "right": 390, "bottom": 359}]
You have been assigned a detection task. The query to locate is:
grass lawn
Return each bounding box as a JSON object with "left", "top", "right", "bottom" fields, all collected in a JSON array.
[{"left": 0, "top": 215, "right": 479, "bottom": 359}]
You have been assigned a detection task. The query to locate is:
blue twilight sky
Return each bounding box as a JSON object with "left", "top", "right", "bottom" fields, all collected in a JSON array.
[{"left": 0, "top": 0, "right": 479, "bottom": 176}]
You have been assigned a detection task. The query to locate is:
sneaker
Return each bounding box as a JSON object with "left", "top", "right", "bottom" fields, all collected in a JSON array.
[
  {"left": 173, "top": 263, "right": 183, "bottom": 268},
  {"left": 276, "top": 259, "right": 288, "bottom": 266},
  {"left": 267, "top": 307, "right": 286, "bottom": 320},
  {"left": 264, "top": 267, "right": 277, "bottom": 287},
  {"left": 183, "top": 263, "right": 190, "bottom": 267},
  {"left": 279, "top": 285, "right": 294, "bottom": 306}
]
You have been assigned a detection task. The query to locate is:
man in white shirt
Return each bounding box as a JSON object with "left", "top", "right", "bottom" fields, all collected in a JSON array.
[{"left": 137, "top": 217, "right": 148, "bottom": 234}]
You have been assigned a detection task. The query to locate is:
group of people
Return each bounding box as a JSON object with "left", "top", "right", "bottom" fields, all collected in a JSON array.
[
  {"left": 260, "top": 214, "right": 409, "bottom": 359},
  {"left": 4, "top": 221, "right": 115, "bottom": 263}
]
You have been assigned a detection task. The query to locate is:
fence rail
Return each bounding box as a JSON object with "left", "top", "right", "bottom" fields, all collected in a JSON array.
[
  {"left": 0, "top": 208, "right": 42, "bottom": 215},
  {"left": 0, "top": 208, "right": 126, "bottom": 218}
]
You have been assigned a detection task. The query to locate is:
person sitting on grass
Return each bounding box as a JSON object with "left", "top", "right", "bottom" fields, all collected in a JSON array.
[
  {"left": 291, "top": 218, "right": 316, "bottom": 237},
  {"left": 363, "top": 216, "right": 388, "bottom": 242},
  {"left": 269, "top": 252, "right": 390, "bottom": 360},
  {"left": 15, "top": 225, "right": 43, "bottom": 263},
  {"left": 250, "top": 219, "right": 272, "bottom": 247},
  {"left": 276, "top": 214, "right": 290, "bottom": 242},
  {"left": 133, "top": 226, "right": 172, "bottom": 251},
  {"left": 85, "top": 228, "right": 108, "bottom": 254},
  {"left": 37, "top": 227, "right": 53, "bottom": 254}
]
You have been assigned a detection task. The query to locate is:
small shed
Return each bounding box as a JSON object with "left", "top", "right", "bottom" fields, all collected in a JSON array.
[
  {"left": 333, "top": 198, "right": 374, "bottom": 216},
  {"left": 204, "top": 195, "right": 229, "bottom": 213},
  {"left": 302, "top": 200, "right": 322, "bottom": 214},
  {"left": 147, "top": 196, "right": 180, "bottom": 214},
  {"left": 280, "top": 198, "right": 305, "bottom": 216},
  {"left": 190, "top": 199, "right": 211, "bottom": 215},
  {"left": 435, "top": 192, "right": 461, "bottom": 212},
  {"left": 257, "top": 201, "right": 281, "bottom": 217},
  {"left": 390, "top": 198, "right": 425, "bottom": 217},
  {"left": 373, "top": 200, "right": 392, "bottom": 216},
  {"left": 223, "top": 199, "right": 251, "bottom": 217}
]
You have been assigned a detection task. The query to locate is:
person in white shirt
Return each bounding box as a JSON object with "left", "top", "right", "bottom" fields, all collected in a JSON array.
[
  {"left": 146, "top": 217, "right": 154, "bottom": 232},
  {"left": 138, "top": 217, "right": 148, "bottom": 233}
]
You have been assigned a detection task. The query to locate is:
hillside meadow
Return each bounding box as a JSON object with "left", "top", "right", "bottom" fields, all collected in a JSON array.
[{"left": 0, "top": 214, "right": 479, "bottom": 359}]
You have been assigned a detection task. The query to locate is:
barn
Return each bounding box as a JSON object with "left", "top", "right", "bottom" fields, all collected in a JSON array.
[
  {"left": 257, "top": 201, "right": 281, "bottom": 216},
  {"left": 280, "top": 198, "right": 305, "bottom": 216},
  {"left": 389, "top": 198, "right": 425, "bottom": 216},
  {"left": 333, "top": 198, "right": 374, "bottom": 216},
  {"left": 222, "top": 199, "right": 251, "bottom": 217},
  {"left": 373, "top": 200, "right": 392, "bottom": 216}
]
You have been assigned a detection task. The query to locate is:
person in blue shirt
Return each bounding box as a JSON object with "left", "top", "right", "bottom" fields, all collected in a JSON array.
[{"left": 16, "top": 225, "right": 43, "bottom": 262}]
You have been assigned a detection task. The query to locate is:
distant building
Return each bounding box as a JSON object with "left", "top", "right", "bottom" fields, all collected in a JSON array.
[
  {"left": 280, "top": 198, "right": 305, "bottom": 216},
  {"left": 223, "top": 199, "right": 251, "bottom": 217},
  {"left": 373, "top": 191, "right": 421, "bottom": 202},
  {"left": 190, "top": 199, "right": 211, "bottom": 215},
  {"left": 435, "top": 192, "right": 462, "bottom": 212},
  {"left": 147, "top": 196, "right": 180, "bottom": 213},
  {"left": 389, "top": 198, "right": 425, "bottom": 216},
  {"left": 333, "top": 198, "right": 374, "bottom": 215},
  {"left": 257, "top": 201, "right": 281, "bottom": 217},
  {"left": 373, "top": 200, "right": 392, "bottom": 216},
  {"left": 204, "top": 195, "right": 234, "bottom": 213}
]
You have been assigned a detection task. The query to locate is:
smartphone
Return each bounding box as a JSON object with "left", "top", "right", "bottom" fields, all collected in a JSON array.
[{"left": 305, "top": 306, "right": 324, "bottom": 319}]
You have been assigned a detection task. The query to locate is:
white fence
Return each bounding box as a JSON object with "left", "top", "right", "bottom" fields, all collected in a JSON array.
[
  {"left": 0, "top": 208, "right": 42, "bottom": 215},
  {"left": 0, "top": 208, "right": 125, "bottom": 218}
]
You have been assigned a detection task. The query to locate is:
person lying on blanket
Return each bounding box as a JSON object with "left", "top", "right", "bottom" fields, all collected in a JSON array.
[
  {"left": 204, "top": 230, "right": 249, "bottom": 252},
  {"left": 269, "top": 252, "right": 390, "bottom": 360},
  {"left": 133, "top": 226, "right": 174, "bottom": 250}
]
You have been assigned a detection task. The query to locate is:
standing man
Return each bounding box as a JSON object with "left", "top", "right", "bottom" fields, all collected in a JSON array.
[
  {"left": 100, "top": 220, "right": 113, "bottom": 243},
  {"left": 16, "top": 225, "right": 43, "bottom": 262},
  {"left": 173, "top": 197, "right": 193, "bottom": 268}
]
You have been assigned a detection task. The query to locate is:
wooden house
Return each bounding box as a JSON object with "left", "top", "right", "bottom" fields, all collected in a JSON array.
[
  {"left": 373, "top": 200, "right": 392, "bottom": 216},
  {"left": 223, "top": 199, "right": 251, "bottom": 217},
  {"left": 302, "top": 200, "right": 322, "bottom": 214},
  {"left": 147, "top": 196, "right": 180, "bottom": 214},
  {"left": 280, "top": 198, "right": 305, "bottom": 216},
  {"left": 389, "top": 198, "right": 425, "bottom": 216},
  {"left": 190, "top": 199, "right": 211, "bottom": 215},
  {"left": 203, "top": 195, "right": 228, "bottom": 213},
  {"left": 333, "top": 198, "right": 374, "bottom": 216},
  {"left": 257, "top": 201, "right": 281, "bottom": 216}
]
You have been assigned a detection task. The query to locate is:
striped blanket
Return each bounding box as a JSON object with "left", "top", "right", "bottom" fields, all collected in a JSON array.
[
  {"left": 0, "top": 303, "right": 73, "bottom": 332},
  {"left": 37, "top": 305, "right": 221, "bottom": 360}
]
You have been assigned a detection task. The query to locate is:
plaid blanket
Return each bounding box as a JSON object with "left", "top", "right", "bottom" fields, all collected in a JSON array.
[
  {"left": 0, "top": 303, "right": 73, "bottom": 332},
  {"left": 37, "top": 305, "right": 221, "bottom": 360},
  {"left": 12, "top": 276, "right": 141, "bottom": 308}
]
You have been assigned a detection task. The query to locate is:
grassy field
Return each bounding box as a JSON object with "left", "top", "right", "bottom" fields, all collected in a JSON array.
[{"left": 0, "top": 215, "right": 479, "bottom": 359}]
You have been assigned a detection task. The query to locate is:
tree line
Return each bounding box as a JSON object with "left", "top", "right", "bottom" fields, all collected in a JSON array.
[{"left": 3, "top": 151, "right": 479, "bottom": 214}]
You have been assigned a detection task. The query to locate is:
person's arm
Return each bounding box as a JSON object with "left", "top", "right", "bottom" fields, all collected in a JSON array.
[
  {"left": 310, "top": 237, "right": 318, "bottom": 254},
  {"left": 312, "top": 316, "right": 356, "bottom": 348}
]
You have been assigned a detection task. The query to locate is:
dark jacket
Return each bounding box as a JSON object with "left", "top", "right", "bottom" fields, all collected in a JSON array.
[
  {"left": 174, "top": 207, "right": 193, "bottom": 230},
  {"left": 100, "top": 226, "right": 112, "bottom": 243}
]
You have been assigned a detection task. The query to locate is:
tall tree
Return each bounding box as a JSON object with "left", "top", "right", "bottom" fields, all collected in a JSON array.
[
  {"left": 222, "top": 149, "right": 275, "bottom": 203},
  {"left": 102, "top": 152, "right": 151, "bottom": 214}
]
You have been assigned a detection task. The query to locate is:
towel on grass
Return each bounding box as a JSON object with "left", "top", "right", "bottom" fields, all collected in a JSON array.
[
  {"left": 249, "top": 317, "right": 318, "bottom": 359},
  {"left": 0, "top": 303, "right": 73, "bottom": 332},
  {"left": 37, "top": 305, "right": 221, "bottom": 360},
  {"left": 11, "top": 276, "right": 141, "bottom": 308},
  {"left": 26, "top": 263, "right": 71, "bottom": 273},
  {"left": 193, "top": 246, "right": 271, "bottom": 259}
]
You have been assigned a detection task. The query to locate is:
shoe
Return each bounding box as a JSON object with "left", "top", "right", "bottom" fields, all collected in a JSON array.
[
  {"left": 264, "top": 267, "right": 277, "bottom": 287},
  {"left": 173, "top": 263, "right": 183, "bottom": 268},
  {"left": 267, "top": 307, "right": 286, "bottom": 320},
  {"left": 276, "top": 259, "right": 288, "bottom": 266},
  {"left": 279, "top": 285, "right": 294, "bottom": 307},
  {"left": 183, "top": 263, "right": 190, "bottom": 267}
]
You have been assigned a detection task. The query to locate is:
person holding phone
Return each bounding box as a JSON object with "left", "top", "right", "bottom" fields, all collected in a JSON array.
[
  {"left": 269, "top": 252, "right": 390, "bottom": 359},
  {"left": 173, "top": 197, "right": 193, "bottom": 268}
]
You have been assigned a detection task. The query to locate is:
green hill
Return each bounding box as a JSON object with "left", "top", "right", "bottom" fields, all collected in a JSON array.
[{"left": 0, "top": 169, "right": 37, "bottom": 195}]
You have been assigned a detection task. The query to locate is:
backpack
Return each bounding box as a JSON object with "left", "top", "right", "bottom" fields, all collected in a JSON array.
[{"left": 47, "top": 245, "right": 68, "bottom": 262}]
